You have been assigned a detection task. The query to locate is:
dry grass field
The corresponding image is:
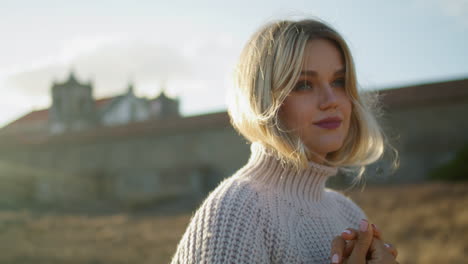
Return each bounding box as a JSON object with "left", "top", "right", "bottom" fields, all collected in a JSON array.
[{"left": 0, "top": 182, "right": 467, "bottom": 264}]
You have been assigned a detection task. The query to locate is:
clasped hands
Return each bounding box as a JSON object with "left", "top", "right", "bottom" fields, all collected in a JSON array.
[{"left": 330, "top": 219, "right": 399, "bottom": 264}]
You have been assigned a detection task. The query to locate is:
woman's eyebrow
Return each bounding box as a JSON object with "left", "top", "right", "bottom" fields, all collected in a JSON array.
[
  {"left": 334, "top": 68, "right": 346, "bottom": 75},
  {"left": 300, "top": 68, "right": 346, "bottom": 76}
]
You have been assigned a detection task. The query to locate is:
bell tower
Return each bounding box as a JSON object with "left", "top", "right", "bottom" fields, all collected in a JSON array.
[{"left": 49, "top": 71, "right": 97, "bottom": 133}]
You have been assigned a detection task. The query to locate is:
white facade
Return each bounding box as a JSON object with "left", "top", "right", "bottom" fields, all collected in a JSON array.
[{"left": 100, "top": 91, "right": 151, "bottom": 126}]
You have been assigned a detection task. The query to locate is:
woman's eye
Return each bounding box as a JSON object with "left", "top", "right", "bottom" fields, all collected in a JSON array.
[
  {"left": 332, "top": 78, "right": 346, "bottom": 87},
  {"left": 294, "top": 81, "right": 313, "bottom": 91}
]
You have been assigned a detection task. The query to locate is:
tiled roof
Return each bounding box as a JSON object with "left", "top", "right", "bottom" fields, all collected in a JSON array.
[
  {"left": 0, "top": 111, "right": 231, "bottom": 146},
  {"left": 95, "top": 97, "right": 114, "bottom": 108},
  {"left": 5, "top": 109, "right": 49, "bottom": 128},
  {"left": 3, "top": 96, "right": 115, "bottom": 129}
]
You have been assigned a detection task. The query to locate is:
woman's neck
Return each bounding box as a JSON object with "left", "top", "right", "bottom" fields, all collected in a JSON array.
[{"left": 237, "top": 142, "right": 338, "bottom": 204}]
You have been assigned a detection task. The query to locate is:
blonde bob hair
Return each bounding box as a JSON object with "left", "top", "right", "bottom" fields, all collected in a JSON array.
[{"left": 228, "top": 18, "right": 395, "bottom": 175}]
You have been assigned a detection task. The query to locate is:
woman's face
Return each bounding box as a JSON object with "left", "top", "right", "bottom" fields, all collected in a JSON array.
[{"left": 279, "top": 38, "right": 352, "bottom": 163}]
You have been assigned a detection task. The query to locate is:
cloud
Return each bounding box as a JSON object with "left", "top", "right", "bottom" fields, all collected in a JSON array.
[
  {"left": 418, "top": 0, "right": 468, "bottom": 26},
  {"left": 71, "top": 40, "right": 194, "bottom": 96},
  {"left": 3, "top": 64, "right": 67, "bottom": 96},
  {"left": 438, "top": 0, "right": 468, "bottom": 18},
  {"left": 4, "top": 39, "right": 191, "bottom": 95},
  {"left": 4, "top": 32, "right": 238, "bottom": 89},
  {"left": 1, "top": 32, "right": 240, "bottom": 117}
]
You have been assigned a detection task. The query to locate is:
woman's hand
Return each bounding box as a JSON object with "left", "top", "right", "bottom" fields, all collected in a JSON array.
[
  {"left": 330, "top": 219, "right": 398, "bottom": 264},
  {"left": 341, "top": 225, "right": 398, "bottom": 260}
]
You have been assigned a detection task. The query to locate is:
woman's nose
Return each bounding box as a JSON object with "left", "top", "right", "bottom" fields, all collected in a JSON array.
[{"left": 319, "top": 85, "right": 339, "bottom": 110}]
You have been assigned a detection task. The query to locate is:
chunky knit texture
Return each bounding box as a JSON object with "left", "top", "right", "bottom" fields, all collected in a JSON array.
[{"left": 171, "top": 143, "right": 367, "bottom": 263}]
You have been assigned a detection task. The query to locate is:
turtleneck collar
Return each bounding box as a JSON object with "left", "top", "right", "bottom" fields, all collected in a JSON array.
[{"left": 238, "top": 142, "right": 338, "bottom": 203}]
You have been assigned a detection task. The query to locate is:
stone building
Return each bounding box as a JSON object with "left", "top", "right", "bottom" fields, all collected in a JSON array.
[
  {"left": 0, "top": 75, "right": 466, "bottom": 207},
  {"left": 3, "top": 72, "right": 180, "bottom": 136}
]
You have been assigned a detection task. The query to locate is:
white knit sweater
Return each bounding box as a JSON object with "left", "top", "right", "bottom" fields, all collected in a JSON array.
[{"left": 171, "top": 143, "right": 366, "bottom": 263}]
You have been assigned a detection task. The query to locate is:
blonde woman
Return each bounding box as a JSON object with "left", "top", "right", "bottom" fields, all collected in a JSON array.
[{"left": 171, "top": 18, "right": 399, "bottom": 264}]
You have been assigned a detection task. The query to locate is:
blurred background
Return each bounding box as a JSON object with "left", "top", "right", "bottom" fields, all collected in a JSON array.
[{"left": 0, "top": 0, "right": 467, "bottom": 263}]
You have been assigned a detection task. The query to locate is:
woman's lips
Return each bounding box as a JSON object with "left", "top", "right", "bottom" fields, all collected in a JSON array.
[
  {"left": 313, "top": 116, "right": 342, "bottom": 129},
  {"left": 314, "top": 121, "right": 342, "bottom": 129}
]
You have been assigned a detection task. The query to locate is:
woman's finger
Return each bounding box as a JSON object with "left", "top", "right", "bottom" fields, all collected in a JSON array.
[
  {"left": 330, "top": 235, "right": 346, "bottom": 263},
  {"left": 384, "top": 243, "right": 398, "bottom": 258},
  {"left": 367, "top": 238, "right": 399, "bottom": 263},
  {"left": 347, "top": 219, "right": 374, "bottom": 263},
  {"left": 371, "top": 223, "right": 383, "bottom": 240},
  {"left": 340, "top": 228, "right": 355, "bottom": 240},
  {"left": 344, "top": 239, "right": 396, "bottom": 259},
  {"left": 344, "top": 239, "right": 355, "bottom": 257},
  {"left": 341, "top": 225, "right": 382, "bottom": 241}
]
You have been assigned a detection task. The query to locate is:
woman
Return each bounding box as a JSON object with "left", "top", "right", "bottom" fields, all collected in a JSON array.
[{"left": 171, "top": 18, "right": 398, "bottom": 263}]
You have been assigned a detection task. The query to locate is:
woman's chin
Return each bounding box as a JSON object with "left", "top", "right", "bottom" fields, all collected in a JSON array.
[{"left": 307, "top": 142, "right": 344, "bottom": 156}]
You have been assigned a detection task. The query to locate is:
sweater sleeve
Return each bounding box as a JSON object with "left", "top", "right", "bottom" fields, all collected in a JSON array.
[
  {"left": 330, "top": 190, "right": 368, "bottom": 229},
  {"left": 170, "top": 180, "right": 270, "bottom": 264}
]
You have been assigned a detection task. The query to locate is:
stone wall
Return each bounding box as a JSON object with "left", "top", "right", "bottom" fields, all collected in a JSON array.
[
  {"left": 369, "top": 101, "right": 468, "bottom": 183},
  {"left": 0, "top": 114, "right": 250, "bottom": 206}
]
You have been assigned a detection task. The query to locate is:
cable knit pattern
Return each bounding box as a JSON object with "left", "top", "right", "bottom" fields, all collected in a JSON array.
[{"left": 171, "top": 143, "right": 367, "bottom": 263}]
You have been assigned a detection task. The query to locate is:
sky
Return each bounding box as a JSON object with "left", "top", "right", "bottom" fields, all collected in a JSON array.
[{"left": 0, "top": 0, "right": 467, "bottom": 127}]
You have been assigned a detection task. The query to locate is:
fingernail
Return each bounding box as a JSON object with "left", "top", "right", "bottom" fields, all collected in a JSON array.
[
  {"left": 341, "top": 229, "right": 352, "bottom": 235},
  {"left": 360, "top": 219, "right": 368, "bottom": 232},
  {"left": 331, "top": 253, "right": 340, "bottom": 263},
  {"left": 384, "top": 243, "right": 391, "bottom": 248},
  {"left": 371, "top": 223, "right": 380, "bottom": 233}
]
